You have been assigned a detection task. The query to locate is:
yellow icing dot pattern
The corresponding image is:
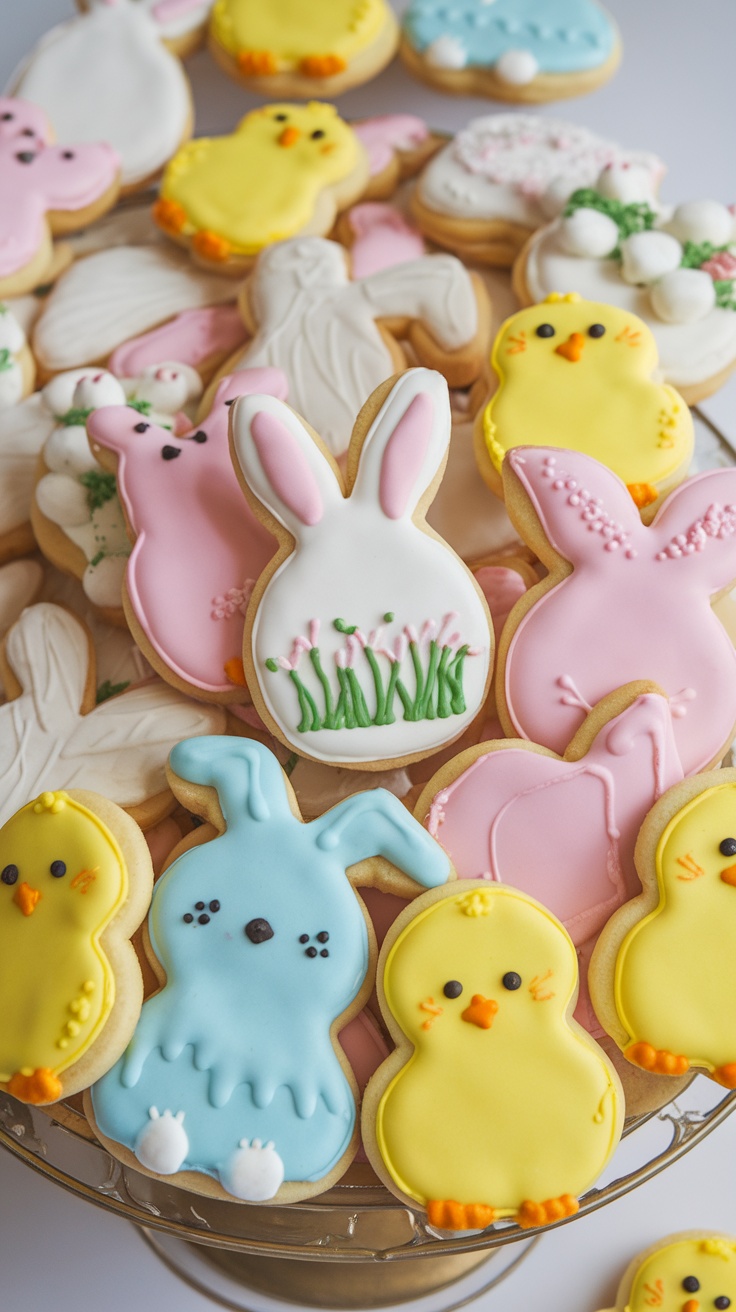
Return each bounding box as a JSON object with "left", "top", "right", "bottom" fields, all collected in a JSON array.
[
  {"left": 375, "top": 884, "right": 622, "bottom": 1220},
  {"left": 482, "top": 295, "right": 693, "bottom": 494},
  {"left": 626, "top": 1236, "right": 736, "bottom": 1312},
  {"left": 0, "top": 792, "right": 128, "bottom": 1091},
  {"left": 211, "top": 0, "right": 387, "bottom": 66}
]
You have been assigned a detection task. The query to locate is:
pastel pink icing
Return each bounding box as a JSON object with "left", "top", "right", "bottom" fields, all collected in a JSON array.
[
  {"left": 378, "top": 393, "right": 433, "bottom": 520},
  {"left": 88, "top": 369, "right": 287, "bottom": 696},
  {"left": 354, "top": 115, "right": 429, "bottom": 177},
  {"left": 504, "top": 448, "right": 736, "bottom": 777},
  {"left": 348, "top": 203, "right": 426, "bottom": 279},
  {"left": 109, "top": 305, "right": 248, "bottom": 378},
  {"left": 0, "top": 96, "right": 120, "bottom": 279},
  {"left": 250, "top": 410, "right": 324, "bottom": 527}
]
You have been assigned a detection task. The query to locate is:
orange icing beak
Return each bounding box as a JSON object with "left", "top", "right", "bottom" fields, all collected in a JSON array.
[
  {"left": 555, "top": 332, "right": 585, "bottom": 362},
  {"left": 13, "top": 882, "right": 41, "bottom": 916},
  {"left": 278, "top": 127, "right": 301, "bottom": 148},
  {"left": 721, "top": 863, "right": 736, "bottom": 886},
  {"left": 461, "top": 994, "right": 498, "bottom": 1029},
  {"left": 683, "top": 1300, "right": 700, "bottom": 1312}
]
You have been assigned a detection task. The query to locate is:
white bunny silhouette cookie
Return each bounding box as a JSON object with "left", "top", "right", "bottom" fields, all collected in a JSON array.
[
  {"left": 231, "top": 368, "right": 493, "bottom": 769},
  {"left": 0, "top": 603, "right": 226, "bottom": 830},
  {"left": 227, "top": 237, "right": 490, "bottom": 458}
]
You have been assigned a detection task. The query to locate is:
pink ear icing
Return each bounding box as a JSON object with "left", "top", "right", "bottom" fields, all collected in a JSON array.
[
  {"left": 379, "top": 393, "right": 434, "bottom": 520},
  {"left": 250, "top": 410, "right": 323, "bottom": 527},
  {"left": 348, "top": 203, "right": 426, "bottom": 279},
  {"left": 212, "top": 368, "right": 289, "bottom": 411},
  {"left": 353, "top": 115, "right": 429, "bottom": 176}
]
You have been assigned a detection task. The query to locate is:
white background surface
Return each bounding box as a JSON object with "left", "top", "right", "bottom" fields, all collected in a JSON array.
[{"left": 3, "top": 1, "right": 736, "bottom": 1308}]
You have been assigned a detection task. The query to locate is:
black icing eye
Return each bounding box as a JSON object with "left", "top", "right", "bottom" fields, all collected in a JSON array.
[
  {"left": 715, "top": 1298, "right": 731, "bottom": 1309},
  {"left": 683, "top": 1277, "right": 700, "bottom": 1293},
  {"left": 0, "top": 112, "right": 14, "bottom": 121},
  {"left": 720, "top": 838, "right": 736, "bottom": 856},
  {"left": 16, "top": 152, "right": 35, "bottom": 164},
  {"left": 61, "top": 150, "right": 74, "bottom": 160},
  {"left": 161, "top": 445, "right": 181, "bottom": 460},
  {"left": 443, "top": 980, "right": 463, "bottom": 999},
  {"left": 245, "top": 917, "right": 274, "bottom": 944},
  {"left": 1, "top": 864, "right": 18, "bottom": 885},
  {"left": 536, "top": 323, "right": 555, "bottom": 338},
  {"left": 588, "top": 323, "right": 606, "bottom": 338},
  {"left": 192, "top": 430, "right": 207, "bottom": 444},
  {"left": 133, "top": 421, "right": 150, "bottom": 433},
  {"left": 311, "top": 129, "right": 325, "bottom": 139},
  {"left": 50, "top": 860, "right": 66, "bottom": 878},
  {"left": 502, "top": 972, "right": 522, "bottom": 991},
  {"left": 274, "top": 113, "right": 288, "bottom": 121}
]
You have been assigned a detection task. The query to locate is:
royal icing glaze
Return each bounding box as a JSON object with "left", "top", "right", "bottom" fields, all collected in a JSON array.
[
  {"left": 0, "top": 560, "right": 43, "bottom": 695},
  {"left": 210, "top": 0, "right": 391, "bottom": 71},
  {"left": 232, "top": 369, "right": 492, "bottom": 766},
  {"left": 235, "top": 237, "right": 480, "bottom": 457},
  {"left": 354, "top": 116, "right": 430, "bottom": 179},
  {"left": 0, "top": 303, "right": 28, "bottom": 410},
  {"left": 88, "top": 370, "right": 287, "bottom": 698},
  {"left": 12, "top": 3, "right": 191, "bottom": 190},
  {"left": 91, "top": 736, "right": 450, "bottom": 1199},
  {"left": 347, "top": 204, "right": 426, "bottom": 279},
  {"left": 155, "top": 104, "right": 367, "bottom": 258},
  {"left": 0, "top": 395, "right": 56, "bottom": 547},
  {"left": 416, "top": 116, "right": 662, "bottom": 228},
  {"left": 500, "top": 447, "right": 736, "bottom": 778},
  {"left": 0, "top": 604, "right": 225, "bottom": 827},
  {"left": 371, "top": 883, "right": 622, "bottom": 1228},
  {"left": 109, "top": 305, "right": 248, "bottom": 378},
  {"left": 616, "top": 1234, "right": 736, "bottom": 1312},
  {"left": 32, "top": 245, "right": 236, "bottom": 372},
  {"left": 482, "top": 294, "right": 693, "bottom": 501},
  {"left": 37, "top": 568, "right": 152, "bottom": 698}
]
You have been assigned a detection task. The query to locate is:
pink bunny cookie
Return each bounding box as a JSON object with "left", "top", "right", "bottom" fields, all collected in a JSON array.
[
  {"left": 339, "top": 203, "right": 426, "bottom": 279},
  {"left": 353, "top": 115, "right": 440, "bottom": 199},
  {"left": 231, "top": 367, "right": 493, "bottom": 769},
  {"left": 88, "top": 369, "right": 287, "bottom": 702},
  {"left": 109, "top": 305, "right": 248, "bottom": 382},
  {"left": 0, "top": 96, "right": 120, "bottom": 296},
  {"left": 499, "top": 447, "right": 736, "bottom": 776}
]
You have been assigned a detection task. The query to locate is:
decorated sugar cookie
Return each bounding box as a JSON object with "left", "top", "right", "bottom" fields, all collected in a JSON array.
[
  {"left": 209, "top": 0, "right": 399, "bottom": 97},
  {"left": 0, "top": 560, "right": 43, "bottom": 696},
  {"left": 231, "top": 368, "right": 493, "bottom": 769},
  {"left": 154, "top": 104, "right": 370, "bottom": 272},
  {"left": 11, "top": 2, "right": 192, "bottom": 192},
  {"left": 478, "top": 294, "right": 694, "bottom": 508},
  {"left": 0, "top": 96, "right": 120, "bottom": 295},
  {"left": 600, "top": 1232, "right": 736, "bottom": 1312},
  {"left": 364, "top": 883, "right": 623, "bottom": 1230},
  {"left": 591, "top": 770, "right": 736, "bottom": 1087},
  {"left": 89, "top": 370, "right": 287, "bottom": 701},
  {"left": 0, "top": 303, "right": 35, "bottom": 409},
  {"left": 338, "top": 204, "right": 426, "bottom": 279},
  {"left": 517, "top": 193, "right": 736, "bottom": 403},
  {"left": 0, "top": 788, "right": 152, "bottom": 1105},
  {"left": 230, "top": 236, "right": 490, "bottom": 456},
  {"left": 132, "top": 0, "right": 214, "bottom": 57},
  {"left": 412, "top": 116, "right": 663, "bottom": 267},
  {"left": 88, "top": 735, "right": 450, "bottom": 1203},
  {"left": 109, "top": 305, "right": 248, "bottom": 383},
  {"left": 400, "top": 0, "right": 620, "bottom": 102},
  {"left": 37, "top": 567, "right": 153, "bottom": 703},
  {"left": 0, "top": 395, "right": 58, "bottom": 563},
  {"left": 353, "top": 116, "right": 440, "bottom": 201},
  {"left": 0, "top": 603, "right": 225, "bottom": 829},
  {"left": 498, "top": 446, "right": 736, "bottom": 778}
]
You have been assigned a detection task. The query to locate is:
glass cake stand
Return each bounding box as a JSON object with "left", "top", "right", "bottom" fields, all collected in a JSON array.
[{"left": 3, "top": 409, "right": 735, "bottom": 1311}]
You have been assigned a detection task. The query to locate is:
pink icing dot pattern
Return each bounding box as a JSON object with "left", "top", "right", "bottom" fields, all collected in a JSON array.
[{"left": 540, "top": 454, "right": 637, "bottom": 559}]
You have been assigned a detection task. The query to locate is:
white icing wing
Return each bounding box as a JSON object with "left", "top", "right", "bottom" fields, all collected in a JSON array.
[
  {"left": 360, "top": 254, "right": 478, "bottom": 349},
  {"left": 0, "top": 395, "right": 55, "bottom": 536},
  {"left": 38, "top": 568, "right": 151, "bottom": 689}
]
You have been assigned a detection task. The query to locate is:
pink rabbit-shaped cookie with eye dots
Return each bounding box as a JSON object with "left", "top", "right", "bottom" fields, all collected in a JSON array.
[
  {"left": 499, "top": 447, "right": 736, "bottom": 777},
  {"left": 88, "top": 369, "right": 287, "bottom": 703},
  {"left": 0, "top": 96, "right": 120, "bottom": 294},
  {"left": 230, "top": 367, "right": 493, "bottom": 769}
]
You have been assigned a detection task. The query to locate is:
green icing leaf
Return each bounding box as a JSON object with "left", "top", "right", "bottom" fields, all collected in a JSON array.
[
  {"left": 56, "top": 406, "right": 93, "bottom": 427},
  {"left": 265, "top": 658, "right": 279, "bottom": 672},
  {"left": 334, "top": 618, "right": 358, "bottom": 635},
  {"left": 96, "top": 679, "right": 130, "bottom": 704},
  {"left": 80, "top": 469, "right": 117, "bottom": 511},
  {"left": 680, "top": 240, "right": 730, "bottom": 269},
  {"left": 0, "top": 349, "right": 11, "bottom": 374},
  {"left": 129, "top": 398, "right": 153, "bottom": 415},
  {"left": 564, "top": 189, "right": 657, "bottom": 256},
  {"left": 714, "top": 280, "right": 736, "bottom": 311}
]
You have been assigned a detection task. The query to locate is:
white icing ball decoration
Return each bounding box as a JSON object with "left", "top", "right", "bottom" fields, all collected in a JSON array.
[
  {"left": 494, "top": 49, "right": 540, "bottom": 85},
  {"left": 650, "top": 268, "right": 717, "bottom": 325},
  {"left": 559, "top": 208, "right": 620, "bottom": 259},
  {"left": 0, "top": 361, "right": 22, "bottom": 411},
  {"left": 540, "top": 175, "right": 577, "bottom": 220},
  {"left": 73, "top": 371, "right": 126, "bottom": 412},
  {"left": 596, "top": 163, "right": 655, "bottom": 205},
  {"left": 127, "top": 361, "right": 202, "bottom": 414},
  {"left": 620, "top": 231, "right": 683, "bottom": 286},
  {"left": 424, "top": 35, "right": 467, "bottom": 69},
  {"left": 0, "top": 307, "right": 25, "bottom": 354},
  {"left": 135, "top": 1108, "right": 189, "bottom": 1175},
  {"left": 667, "top": 200, "right": 734, "bottom": 247},
  {"left": 221, "top": 1139, "right": 285, "bottom": 1202}
]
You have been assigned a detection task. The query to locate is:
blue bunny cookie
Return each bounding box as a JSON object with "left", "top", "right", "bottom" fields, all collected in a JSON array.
[{"left": 87, "top": 736, "right": 451, "bottom": 1203}]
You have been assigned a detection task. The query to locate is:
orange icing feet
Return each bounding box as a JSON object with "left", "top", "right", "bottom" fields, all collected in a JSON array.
[
  {"left": 192, "top": 231, "right": 232, "bottom": 263},
  {"left": 625, "top": 1042, "right": 690, "bottom": 1077},
  {"left": 426, "top": 1200, "right": 496, "bottom": 1230},
  {"left": 7, "top": 1067, "right": 63, "bottom": 1104},
  {"left": 299, "top": 54, "right": 347, "bottom": 77},
  {"left": 237, "top": 50, "right": 278, "bottom": 75},
  {"left": 627, "top": 482, "right": 658, "bottom": 509},
  {"left": 224, "top": 657, "right": 248, "bottom": 688},
  {"left": 517, "top": 1195, "right": 579, "bottom": 1229},
  {"left": 712, "top": 1064, "right": 736, "bottom": 1089},
  {"left": 153, "top": 198, "right": 186, "bottom": 235}
]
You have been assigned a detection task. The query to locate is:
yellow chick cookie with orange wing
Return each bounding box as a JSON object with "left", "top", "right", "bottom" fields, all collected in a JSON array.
[
  {"left": 209, "top": 0, "right": 399, "bottom": 97},
  {"left": 0, "top": 789, "right": 152, "bottom": 1105},
  {"left": 598, "top": 1231, "right": 736, "bottom": 1312},
  {"left": 591, "top": 770, "right": 736, "bottom": 1089},
  {"left": 364, "top": 882, "right": 623, "bottom": 1231},
  {"left": 154, "top": 103, "right": 370, "bottom": 273},
  {"left": 477, "top": 293, "right": 693, "bottom": 510}
]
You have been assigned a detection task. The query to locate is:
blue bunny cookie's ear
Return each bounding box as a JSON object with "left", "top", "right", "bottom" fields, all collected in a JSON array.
[
  {"left": 169, "top": 736, "right": 292, "bottom": 826},
  {"left": 314, "top": 789, "right": 451, "bottom": 888}
]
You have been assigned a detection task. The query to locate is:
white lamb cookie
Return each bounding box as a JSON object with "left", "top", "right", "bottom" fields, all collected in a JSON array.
[
  {"left": 135, "top": 1109, "right": 189, "bottom": 1175},
  {"left": 220, "top": 1139, "right": 285, "bottom": 1202}
]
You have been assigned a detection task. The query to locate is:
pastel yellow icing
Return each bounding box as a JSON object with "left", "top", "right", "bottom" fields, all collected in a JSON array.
[
  {"left": 0, "top": 791, "right": 127, "bottom": 1087},
  {"left": 158, "top": 104, "right": 363, "bottom": 254},
  {"left": 376, "top": 885, "right": 622, "bottom": 1214},
  {"left": 614, "top": 782, "right": 736, "bottom": 1072},
  {"left": 626, "top": 1236, "right": 736, "bottom": 1312},
  {"left": 211, "top": 0, "right": 388, "bottom": 63},
  {"left": 483, "top": 294, "right": 693, "bottom": 492}
]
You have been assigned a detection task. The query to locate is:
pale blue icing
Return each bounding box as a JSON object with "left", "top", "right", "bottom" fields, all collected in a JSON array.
[
  {"left": 91, "top": 737, "right": 450, "bottom": 1190},
  {"left": 404, "top": 0, "right": 616, "bottom": 72}
]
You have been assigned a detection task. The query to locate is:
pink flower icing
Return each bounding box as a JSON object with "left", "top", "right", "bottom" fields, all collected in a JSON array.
[{"left": 701, "top": 250, "right": 736, "bottom": 282}]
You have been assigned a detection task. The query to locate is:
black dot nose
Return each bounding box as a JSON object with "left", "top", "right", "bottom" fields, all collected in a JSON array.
[
  {"left": 245, "top": 917, "right": 274, "bottom": 944},
  {"left": 161, "top": 445, "right": 181, "bottom": 460},
  {"left": 16, "top": 151, "right": 35, "bottom": 164}
]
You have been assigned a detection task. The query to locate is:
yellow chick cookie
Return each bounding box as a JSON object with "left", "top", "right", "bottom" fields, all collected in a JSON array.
[
  {"left": 0, "top": 789, "right": 152, "bottom": 1104},
  {"left": 478, "top": 293, "right": 693, "bottom": 510},
  {"left": 599, "top": 1231, "right": 736, "bottom": 1312},
  {"left": 592, "top": 770, "right": 736, "bottom": 1088},
  {"left": 153, "top": 103, "right": 370, "bottom": 273},
  {"left": 209, "top": 0, "right": 399, "bottom": 97},
  {"left": 365, "top": 882, "right": 623, "bottom": 1230}
]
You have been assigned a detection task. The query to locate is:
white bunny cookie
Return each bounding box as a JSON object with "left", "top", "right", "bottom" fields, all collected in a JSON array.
[{"left": 231, "top": 368, "right": 493, "bottom": 769}]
